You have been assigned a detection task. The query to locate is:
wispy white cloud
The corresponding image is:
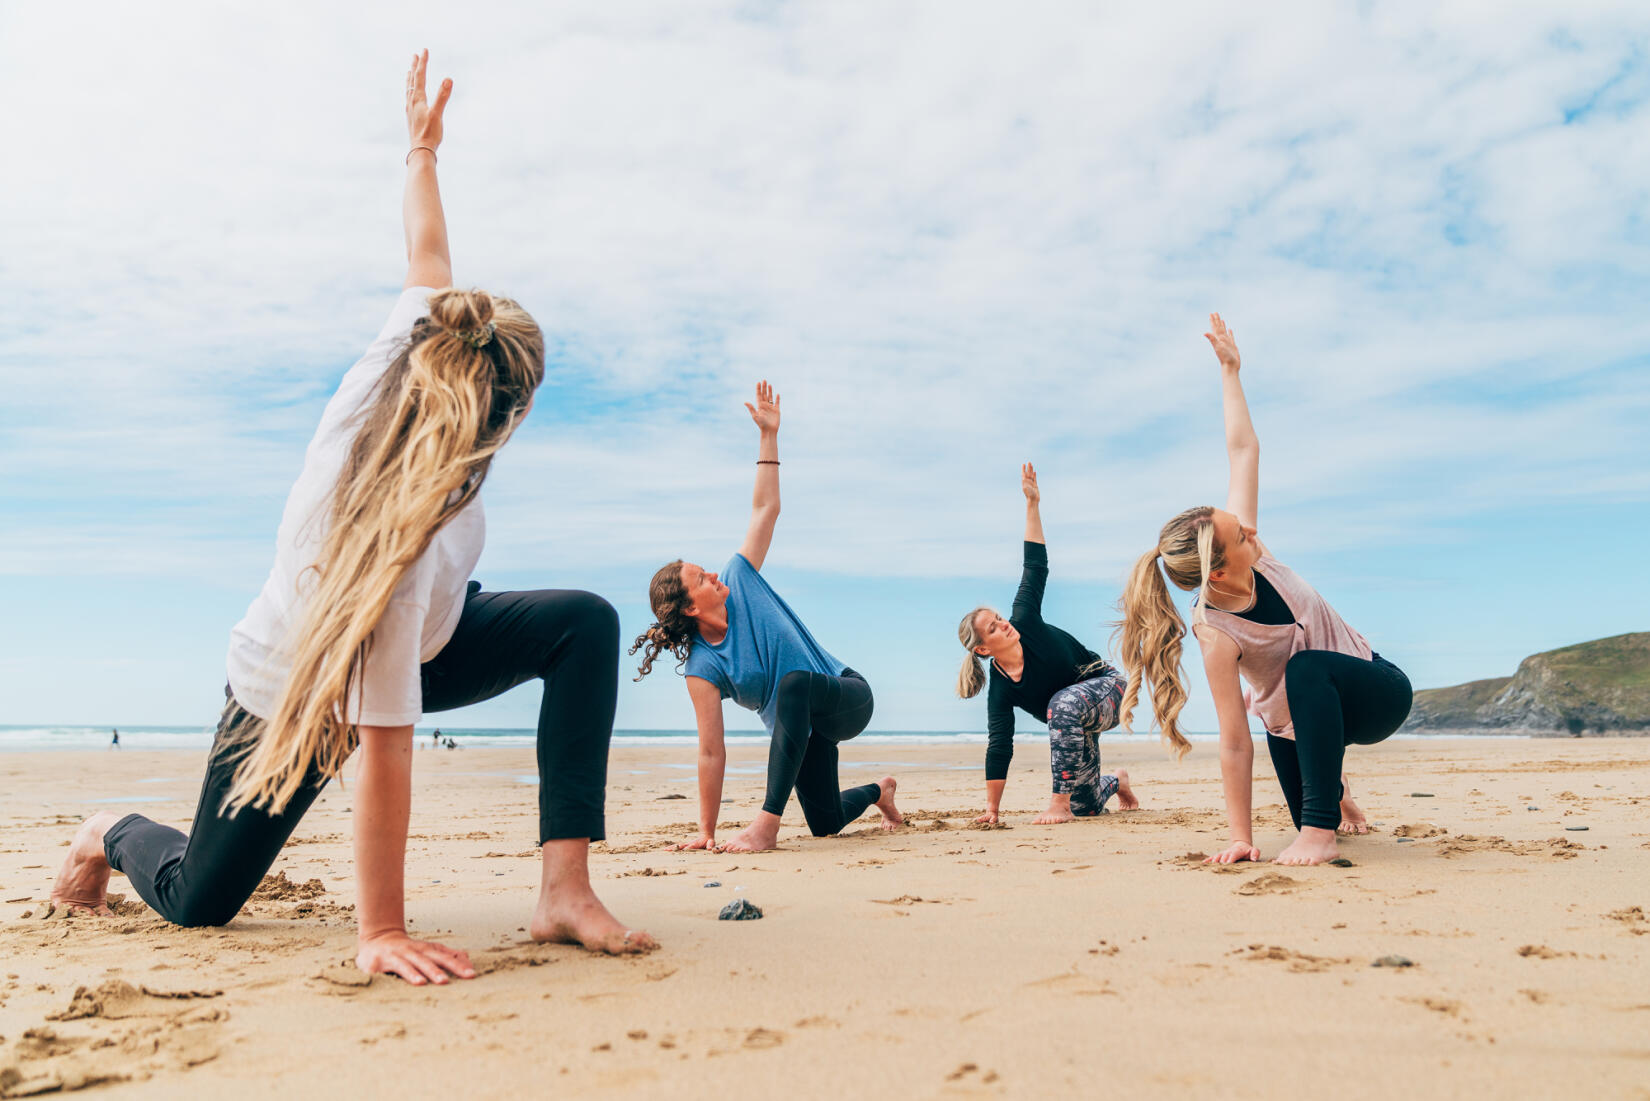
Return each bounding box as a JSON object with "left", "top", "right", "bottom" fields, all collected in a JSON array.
[{"left": 3, "top": 2, "right": 1648, "bottom": 723}]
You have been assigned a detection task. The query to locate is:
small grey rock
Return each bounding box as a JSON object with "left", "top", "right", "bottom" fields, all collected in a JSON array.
[
  {"left": 1565, "top": 825, "right": 1589, "bottom": 832},
  {"left": 1395, "top": 838, "right": 1414, "bottom": 843},
  {"left": 1329, "top": 858, "right": 1355, "bottom": 868},
  {"left": 1372, "top": 955, "right": 1414, "bottom": 968},
  {"left": 704, "top": 881, "right": 722, "bottom": 888},
  {"left": 1527, "top": 805, "right": 1539, "bottom": 811},
  {"left": 718, "top": 899, "right": 763, "bottom": 921},
  {"left": 656, "top": 793, "right": 687, "bottom": 800},
  {"left": 1409, "top": 792, "right": 1435, "bottom": 798}
]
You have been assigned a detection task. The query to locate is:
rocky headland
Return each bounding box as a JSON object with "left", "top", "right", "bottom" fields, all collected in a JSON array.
[{"left": 1401, "top": 631, "right": 1650, "bottom": 736}]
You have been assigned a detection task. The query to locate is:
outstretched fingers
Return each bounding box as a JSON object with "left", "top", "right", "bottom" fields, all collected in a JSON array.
[{"left": 430, "top": 75, "right": 453, "bottom": 122}]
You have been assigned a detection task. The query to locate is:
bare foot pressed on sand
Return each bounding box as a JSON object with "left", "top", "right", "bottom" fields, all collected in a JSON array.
[
  {"left": 1273, "top": 827, "right": 1340, "bottom": 866},
  {"left": 1033, "top": 796, "right": 1075, "bottom": 825},
  {"left": 1338, "top": 776, "right": 1370, "bottom": 834},
  {"left": 51, "top": 812, "right": 122, "bottom": 914},
  {"left": 1114, "top": 768, "right": 1140, "bottom": 810},
  {"left": 874, "top": 776, "right": 903, "bottom": 831},
  {"left": 530, "top": 891, "right": 657, "bottom": 955},
  {"left": 718, "top": 814, "right": 781, "bottom": 854}
]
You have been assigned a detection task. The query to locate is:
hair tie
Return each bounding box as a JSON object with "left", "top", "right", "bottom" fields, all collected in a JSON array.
[{"left": 453, "top": 320, "right": 496, "bottom": 350}]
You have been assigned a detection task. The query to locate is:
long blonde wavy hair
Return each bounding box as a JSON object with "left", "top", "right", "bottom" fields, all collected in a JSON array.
[
  {"left": 226, "top": 288, "right": 545, "bottom": 814},
  {"left": 1113, "top": 505, "right": 1223, "bottom": 760}
]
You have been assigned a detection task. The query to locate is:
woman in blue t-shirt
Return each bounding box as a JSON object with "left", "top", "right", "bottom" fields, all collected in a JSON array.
[{"left": 630, "top": 382, "right": 904, "bottom": 853}]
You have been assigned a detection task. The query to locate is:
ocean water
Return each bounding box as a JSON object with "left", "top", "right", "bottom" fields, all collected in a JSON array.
[{"left": 0, "top": 724, "right": 1513, "bottom": 752}]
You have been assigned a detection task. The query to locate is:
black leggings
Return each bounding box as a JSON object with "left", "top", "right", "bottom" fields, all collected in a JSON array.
[
  {"left": 760, "top": 669, "right": 881, "bottom": 837},
  {"left": 103, "top": 585, "right": 619, "bottom": 927},
  {"left": 1266, "top": 651, "right": 1412, "bottom": 832}
]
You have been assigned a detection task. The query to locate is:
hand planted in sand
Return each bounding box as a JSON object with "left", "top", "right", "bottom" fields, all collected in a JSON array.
[
  {"left": 356, "top": 930, "right": 475, "bottom": 985},
  {"left": 675, "top": 835, "right": 715, "bottom": 852},
  {"left": 1205, "top": 840, "right": 1262, "bottom": 865}
]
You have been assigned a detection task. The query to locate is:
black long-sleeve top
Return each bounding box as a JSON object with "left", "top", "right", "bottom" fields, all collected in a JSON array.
[{"left": 983, "top": 542, "right": 1112, "bottom": 781}]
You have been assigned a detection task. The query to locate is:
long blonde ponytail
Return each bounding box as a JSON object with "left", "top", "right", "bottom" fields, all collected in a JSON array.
[
  {"left": 226, "top": 289, "right": 545, "bottom": 814},
  {"left": 1113, "top": 505, "right": 1222, "bottom": 760},
  {"left": 955, "top": 607, "right": 992, "bottom": 698}
]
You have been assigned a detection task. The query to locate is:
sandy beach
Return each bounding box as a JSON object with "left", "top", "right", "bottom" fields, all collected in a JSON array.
[{"left": 2, "top": 737, "right": 1647, "bottom": 1099}]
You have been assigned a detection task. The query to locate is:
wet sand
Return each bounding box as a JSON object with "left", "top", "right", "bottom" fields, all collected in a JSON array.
[{"left": 1, "top": 738, "right": 1647, "bottom": 1099}]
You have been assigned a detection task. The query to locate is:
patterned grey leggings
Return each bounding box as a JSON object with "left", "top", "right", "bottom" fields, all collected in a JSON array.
[{"left": 1047, "top": 671, "right": 1126, "bottom": 816}]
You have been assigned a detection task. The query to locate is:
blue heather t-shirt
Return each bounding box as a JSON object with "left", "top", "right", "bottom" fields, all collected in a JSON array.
[{"left": 683, "top": 554, "right": 846, "bottom": 732}]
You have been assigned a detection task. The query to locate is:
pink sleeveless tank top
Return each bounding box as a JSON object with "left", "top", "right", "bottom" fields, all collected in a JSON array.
[{"left": 1192, "top": 554, "right": 1370, "bottom": 739}]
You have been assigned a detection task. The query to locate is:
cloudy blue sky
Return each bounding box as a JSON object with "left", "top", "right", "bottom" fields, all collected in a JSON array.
[{"left": 2, "top": 2, "right": 1647, "bottom": 734}]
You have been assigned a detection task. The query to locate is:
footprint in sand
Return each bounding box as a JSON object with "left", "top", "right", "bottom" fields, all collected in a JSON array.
[
  {"left": 1235, "top": 872, "right": 1303, "bottom": 896},
  {"left": 4, "top": 980, "right": 227, "bottom": 1095},
  {"left": 1234, "top": 944, "right": 1349, "bottom": 972},
  {"left": 1606, "top": 906, "right": 1649, "bottom": 935}
]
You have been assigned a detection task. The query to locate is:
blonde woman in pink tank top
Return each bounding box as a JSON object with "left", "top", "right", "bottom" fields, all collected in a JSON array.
[{"left": 1114, "top": 315, "right": 1412, "bottom": 866}]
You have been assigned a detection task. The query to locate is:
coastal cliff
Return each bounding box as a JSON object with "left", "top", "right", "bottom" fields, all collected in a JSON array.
[{"left": 1401, "top": 631, "right": 1650, "bottom": 736}]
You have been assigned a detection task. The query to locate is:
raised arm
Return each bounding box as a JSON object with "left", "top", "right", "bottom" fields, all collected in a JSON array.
[
  {"left": 403, "top": 50, "right": 454, "bottom": 290},
  {"left": 1022, "top": 462, "right": 1045, "bottom": 545},
  {"left": 1195, "top": 631, "right": 1262, "bottom": 865},
  {"left": 677, "top": 677, "right": 728, "bottom": 851},
  {"left": 736, "top": 381, "right": 782, "bottom": 570},
  {"left": 1206, "top": 313, "right": 1257, "bottom": 531}
]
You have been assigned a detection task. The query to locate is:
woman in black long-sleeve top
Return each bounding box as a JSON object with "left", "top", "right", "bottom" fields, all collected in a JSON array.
[{"left": 957, "top": 464, "right": 1141, "bottom": 824}]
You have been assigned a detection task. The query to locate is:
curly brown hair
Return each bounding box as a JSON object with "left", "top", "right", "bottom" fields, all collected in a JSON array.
[{"left": 628, "top": 559, "right": 697, "bottom": 680}]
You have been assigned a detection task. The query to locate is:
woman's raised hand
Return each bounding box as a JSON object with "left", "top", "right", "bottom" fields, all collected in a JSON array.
[
  {"left": 405, "top": 49, "right": 454, "bottom": 154},
  {"left": 744, "top": 380, "right": 781, "bottom": 435},
  {"left": 1021, "top": 462, "right": 1040, "bottom": 505},
  {"left": 1204, "top": 312, "right": 1241, "bottom": 373}
]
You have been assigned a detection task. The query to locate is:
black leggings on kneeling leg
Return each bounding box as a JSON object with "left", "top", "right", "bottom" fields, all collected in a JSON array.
[
  {"left": 1267, "top": 650, "right": 1412, "bottom": 832},
  {"left": 760, "top": 669, "right": 880, "bottom": 837},
  {"left": 104, "top": 586, "right": 620, "bottom": 927}
]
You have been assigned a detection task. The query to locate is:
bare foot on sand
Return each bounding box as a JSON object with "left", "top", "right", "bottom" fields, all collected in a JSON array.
[
  {"left": 874, "top": 776, "right": 903, "bottom": 831},
  {"left": 1114, "top": 768, "right": 1140, "bottom": 810},
  {"left": 51, "top": 812, "right": 121, "bottom": 915},
  {"left": 718, "top": 811, "right": 781, "bottom": 854},
  {"left": 1338, "top": 774, "right": 1370, "bottom": 835},
  {"left": 1273, "top": 826, "right": 1340, "bottom": 866},
  {"left": 531, "top": 839, "right": 656, "bottom": 955},
  {"left": 1033, "top": 794, "right": 1075, "bottom": 825},
  {"left": 531, "top": 892, "right": 657, "bottom": 955}
]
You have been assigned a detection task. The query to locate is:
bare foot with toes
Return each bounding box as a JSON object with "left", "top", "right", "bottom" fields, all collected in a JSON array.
[
  {"left": 1273, "top": 827, "right": 1340, "bottom": 866},
  {"left": 531, "top": 892, "right": 657, "bottom": 955},
  {"left": 718, "top": 814, "right": 781, "bottom": 853},
  {"left": 874, "top": 776, "right": 903, "bottom": 831},
  {"left": 1338, "top": 775, "right": 1370, "bottom": 835},
  {"left": 1033, "top": 795, "right": 1075, "bottom": 825},
  {"left": 51, "top": 812, "right": 121, "bottom": 915}
]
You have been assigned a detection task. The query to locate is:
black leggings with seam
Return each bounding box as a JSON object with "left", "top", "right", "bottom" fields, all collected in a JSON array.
[
  {"left": 760, "top": 668, "right": 881, "bottom": 837},
  {"left": 103, "top": 585, "right": 619, "bottom": 928},
  {"left": 1266, "top": 650, "right": 1412, "bottom": 832}
]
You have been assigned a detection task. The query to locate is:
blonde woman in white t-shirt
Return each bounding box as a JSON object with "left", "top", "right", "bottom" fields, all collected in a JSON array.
[{"left": 50, "top": 51, "right": 656, "bottom": 982}]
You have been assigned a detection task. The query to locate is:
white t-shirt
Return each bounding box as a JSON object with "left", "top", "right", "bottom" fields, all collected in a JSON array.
[{"left": 226, "top": 287, "right": 484, "bottom": 726}]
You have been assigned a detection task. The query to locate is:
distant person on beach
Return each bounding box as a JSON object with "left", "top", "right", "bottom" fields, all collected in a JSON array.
[
  {"left": 431, "top": 729, "right": 441, "bottom": 748},
  {"left": 49, "top": 51, "right": 655, "bottom": 980},
  {"left": 110, "top": 729, "right": 119, "bottom": 750},
  {"left": 630, "top": 382, "right": 903, "bottom": 853},
  {"left": 1116, "top": 314, "right": 1412, "bottom": 866},
  {"left": 957, "top": 463, "right": 1140, "bottom": 825}
]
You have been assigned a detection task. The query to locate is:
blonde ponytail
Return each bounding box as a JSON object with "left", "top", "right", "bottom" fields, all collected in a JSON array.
[
  {"left": 226, "top": 289, "right": 545, "bottom": 815},
  {"left": 955, "top": 607, "right": 991, "bottom": 698},
  {"left": 1113, "top": 505, "right": 1223, "bottom": 760}
]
